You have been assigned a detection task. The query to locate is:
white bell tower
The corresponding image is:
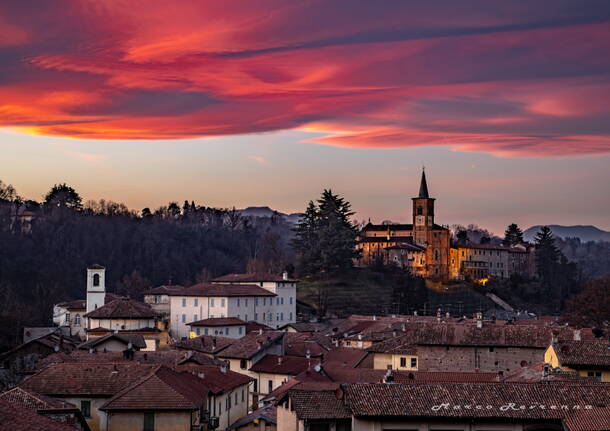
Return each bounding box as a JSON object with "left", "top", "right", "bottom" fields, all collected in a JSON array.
[{"left": 86, "top": 264, "right": 106, "bottom": 314}]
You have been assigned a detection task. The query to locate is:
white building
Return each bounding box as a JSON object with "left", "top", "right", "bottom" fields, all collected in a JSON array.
[
  {"left": 86, "top": 264, "right": 106, "bottom": 315},
  {"left": 187, "top": 317, "right": 246, "bottom": 339},
  {"left": 212, "top": 272, "right": 297, "bottom": 329},
  {"left": 168, "top": 283, "right": 281, "bottom": 340}
]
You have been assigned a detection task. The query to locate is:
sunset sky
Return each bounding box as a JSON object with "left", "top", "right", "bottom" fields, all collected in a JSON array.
[{"left": 1, "top": 1, "right": 609, "bottom": 233}]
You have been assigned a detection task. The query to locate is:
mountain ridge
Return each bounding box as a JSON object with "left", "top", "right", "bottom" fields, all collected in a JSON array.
[{"left": 523, "top": 224, "right": 610, "bottom": 243}]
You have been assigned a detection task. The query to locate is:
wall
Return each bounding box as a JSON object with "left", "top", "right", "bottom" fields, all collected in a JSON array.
[
  {"left": 208, "top": 383, "right": 250, "bottom": 430},
  {"left": 372, "top": 353, "right": 418, "bottom": 371},
  {"left": 277, "top": 399, "right": 304, "bottom": 431},
  {"left": 62, "top": 397, "right": 108, "bottom": 431},
  {"left": 352, "top": 417, "right": 546, "bottom": 431},
  {"left": 191, "top": 324, "right": 246, "bottom": 339},
  {"left": 418, "top": 345, "right": 544, "bottom": 373},
  {"left": 106, "top": 411, "right": 192, "bottom": 431}
]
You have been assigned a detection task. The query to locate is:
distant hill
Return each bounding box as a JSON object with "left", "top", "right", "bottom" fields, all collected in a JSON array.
[
  {"left": 238, "top": 206, "right": 301, "bottom": 224},
  {"left": 524, "top": 225, "right": 610, "bottom": 243}
]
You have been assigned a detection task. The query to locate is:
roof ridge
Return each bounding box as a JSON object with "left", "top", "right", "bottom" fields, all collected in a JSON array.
[{"left": 100, "top": 364, "right": 165, "bottom": 409}]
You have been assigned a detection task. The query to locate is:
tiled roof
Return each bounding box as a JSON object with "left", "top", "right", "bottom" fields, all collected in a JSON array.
[
  {"left": 287, "top": 384, "right": 351, "bottom": 419},
  {"left": 84, "top": 298, "right": 157, "bottom": 319},
  {"left": 281, "top": 322, "right": 330, "bottom": 332},
  {"left": 37, "top": 349, "right": 221, "bottom": 370},
  {"left": 20, "top": 362, "right": 157, "bottom": 396},
  {"left": 322, "top": 347, "right": 368, "bottom": 368},
  {"left": 358, "top": 236, "right": 414, "bottom": 243},
  {"left": 362, "top": 223, "right": 413, "bottom": 231},
  {"left": 55, "top": 299, "right": 86, "bottom": 310},
  {"left": 554, "top": 340, "right": 610, "bottom": 368},
  {"left": 284, "top": 332, "right": 328, "bottom": 357},
  {"left": 188, "top": 317, "right": 246, "bottom": 327},
  {"left": 0, "top": 398, "right": 78, "bottom": 431},
  {"left": 323, "top": 368, "right": 500, "bottom": 384},
  {"left": 341, "top": 382, "right": 610, "bottom": 420},
  {"left": 246, "top": 321, "right": 274, "bottom": 333},
  {"left": 0, "top": 387, "right": 76, "bottom": 411},
  {"left": 143, "top": 285, "right": 183, "bottom": 295},
  {"left": 171, "top": 335, "right": 235, "bottom": 354},
  {"left": 78, "top": 333, "right": 147, "bottom": 350},
  {"left": 167, "top": 283, "right": 276, "bottom": 297},
  {"left": 178, "top": 365, "right": 253, "bottom": 394},
  {"left": 365, "top": 336, "right": 416, "bottom": 354},
  {"left": 218, "top": 331, "right": 285, "bottom": 359},
  {"left": 86, "top": 326, "right": 160, "bottom": 334},
  {"left": 249, "top": 355, "right": 319, "bottom": 375},
  {"left": 228, "top": 405, "right": 277, "bottom": 430},
  {"left": 213, "top": 273, "right": 297, "bottom": 283},
  {"left": 100, "top": 366, "right": 208, "bottom": 411},
  {"left": 385, "top": 243, "right": 426, "bottom": 252},
  {"left": 87, "top": 264, "right": 105, "bottom": 269}
]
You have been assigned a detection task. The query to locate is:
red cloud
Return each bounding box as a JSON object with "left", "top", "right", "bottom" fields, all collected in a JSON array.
[{"left": 0, "top": 1, "right": 609, "bottom": 156}]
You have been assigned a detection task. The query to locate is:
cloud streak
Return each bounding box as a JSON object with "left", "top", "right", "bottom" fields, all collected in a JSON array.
[{"left": 0, "top": 1, "right": 609, "bottom": 156}]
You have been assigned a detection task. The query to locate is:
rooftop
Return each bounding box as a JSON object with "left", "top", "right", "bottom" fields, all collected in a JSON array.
[
  {"left": 167, "top": 283, "right": 276, "bottom": 297},
  {"left": 171, "top": 335, "right": 235, "bottom": 354},
  {"left": 213, "top": 272, "right": 297, "bottom": 283},
  {"left": 84, "top": 298, "right": 157, "bottom": 319},
  {"left": 218, "top": 331, "right": 285, "bottom": 359},
  {"left": 554, "top": 339, "right": 610, "bottom": 369},
  {"left": 187, "top": 317, "right": 246, "bottom": 327},
  {"left": 249, "top": 354, "right": 319, "bottom": 375},
  {"left": 0, "top": 398, "right": 78, "bottom": 431}
]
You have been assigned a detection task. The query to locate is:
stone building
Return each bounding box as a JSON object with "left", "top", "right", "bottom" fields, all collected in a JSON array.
[{"left": 356, "top": 170, "right": 451, "bottom": 280}]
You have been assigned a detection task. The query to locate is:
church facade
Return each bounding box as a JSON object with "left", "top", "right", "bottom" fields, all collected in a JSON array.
[{"left": 356, "top": 170, "right": 452, "bottom": 280}]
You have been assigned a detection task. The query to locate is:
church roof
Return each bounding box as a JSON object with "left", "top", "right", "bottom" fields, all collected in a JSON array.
[
  {"left": 362, "top": 223, "right": 413, "bottom": 231},
  {"left": 84, "top": 298, "right": 157, "bottom": 319},
  {"left": 418, "top": 169, "right": 430, "bottom": 198}
]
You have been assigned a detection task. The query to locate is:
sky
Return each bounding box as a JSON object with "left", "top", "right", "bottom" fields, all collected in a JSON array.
[{"left": 1, "top": 1, "right": 609, "bottom": 234}]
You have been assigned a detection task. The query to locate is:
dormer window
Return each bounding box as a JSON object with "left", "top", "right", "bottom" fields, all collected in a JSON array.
[{"left": 93, "top": 273, "right": 100, "bottom": 287}]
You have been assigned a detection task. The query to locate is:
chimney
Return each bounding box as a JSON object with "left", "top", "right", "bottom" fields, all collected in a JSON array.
[
  {"left": 282, "top": 271, "right": 289, "bottom": 281},
  {"left": 573, "top": 329, "right": 581, "bottom": 341},
  {"left": 357, "top": 334, "right": 362, "bottom": 341},
  {"left": 306, "top": 349, "right": 311, "bottom": 359},
  {"left": 259, "top": 328, "right": 263, "bottom": 335},
  {"left": 476, "top": 312, "right": 483, "bottom": 329},
  {"left": 257, "top": 340, "right": 263, "bottom": 350},
  {"left": 445, "top": 312, "right": 450, "bottom": 319},
  {"left": 212, "top": 338, "right": 217, "bottom": 349},
  {"left": 278, "top": 356, "right": 283, "bottom": 365},
  {"left": 372, "top": 315, "right": 377, "bottom": 321},
  {"left": 383, "top": 369, "right": 394, "bottom": 384},
  {"left": 413, "top": 310, "right": 418, "bottom": 316},
  {"left": 392, "top": 330, "right": 397, "bottom": 338},
  {"left": 220, "top": 362, "right": 228, "bottom": 374}
]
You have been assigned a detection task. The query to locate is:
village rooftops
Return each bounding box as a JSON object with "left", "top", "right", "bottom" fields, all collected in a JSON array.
[
  {"left": 0, "top": 386, "right": 76, "bottom": 411},
  {"left": 280, "top": 322, "right": 331, "bottom": 332},
  {"left": 77, "top": 333, "right": 147, "bottom": 350},
  {"left": 284, "top": 382, "right": 351, "bottom": 420},
  {"left": 187, "top": 317, "right": 246, "bottom": 327},
  {"left": 100, "top": 366, "right": 209, "bottom": 411},
  {"left": 218, "top": 331, "right": 285, "bottom": 359},
  {"left": 83, "top": 298, "right": 156, "bottom": 319},
  {"left": 181, "top": 364, "right": 254, "bottom": 394},
  {"left": 227, "top": 405, "right": 276, "bottom": 430},
  {"left": 213, "top": 272, "right": 297, "bottom": 283},
  {"left": 166, "top": 283, "right": 276, "bottom": 297},
  {"left": 171, "top": 334, "right": 235, "bottom": 354},
  {"left": 20, "top": 362, "right": 157, "bottom": 396},
  {"left": 143, "top": 285, "right": 183, "bottom": 295},
  {"left": 553, "top": 339, "right": 610, "bottom": 369},
  {"left": 249, "top": 354, "right": 319, "bottom": 375},
  {"left": 0, "top": 398, "right": 79, "bottom": 431}
]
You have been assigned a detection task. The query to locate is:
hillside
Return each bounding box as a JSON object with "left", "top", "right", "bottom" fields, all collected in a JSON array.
[
  {"left": 524, "top": 225, "right": 610, "bottom": 243},
  {"left": 238, "top": 206, "right": 301, "bottom": 224}
]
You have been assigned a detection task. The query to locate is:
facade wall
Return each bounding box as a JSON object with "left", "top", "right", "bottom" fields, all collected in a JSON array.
[
  {"left": 418, "top": 345, "right": 544, "bottom": 373},
  {"left": 254, "top": 371, "right": 290, "bottom": 395},
  {"left": 235, "top": 420, "right": 277, "bottom": 431},
  {"left": 62, "top": 397, "right": 108, "bottom": 431},
  {"left": 191, "top": 324, "right": 246, "bottom": 338},
  {"left": 106, "top": 411, "right": 192, "bottom": 431},
  {"left": 88, "top": 318, "right": 155, "bottom": 331},
  {"left": 277, "top": 400, "right": 304, "bottom": 431},
  {"left": 372, "top": 352, "right": 419, "bottom": 371},
  {"left": 208, "top": 383, "right": 250, "bottom": 430},
  {"left": 353, "top": 417, "right": 533, "bottom": 431}
]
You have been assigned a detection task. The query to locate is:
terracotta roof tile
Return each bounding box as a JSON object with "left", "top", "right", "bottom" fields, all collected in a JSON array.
[
  {"left": 554, "top": 340, "right": 610, "bottom": 368},
  {"left": 228, "top": 405, "right": 276, "bottom": 430},
  {"left": 0, "top": 398, "right": 78, "bottom": 431},
  {"left": 0, "top": 387, "right": 75, "bottom": 411},
  {"left": 84, "top": 298, "right": 156, "bottom": 319},
  {"left": 177, "top": 365, "right": 253, "bottom": 394},
  {"left": 172, "top": 335, "right": 235, "bottom": 354},
  {"left": 249, "top": 355, "right": 319, "bottom": 375},
  {"left": 213, "top": 273, "right": 296, "bottom": 283},
  {"left": 100, "top": 366, "right": 208, "bottom": 411},
  {"left": 167, "top": 283, "right": 276, "bottom": 297},
  {"left": 287, "top": 384, "right": 351, "bottom": 419},
  {"left": 322, "top": 347, "right": 368, "bottom": 368},
  {"left": 218, "top": 331, "right": 285, "bottom": 359},
  {"left": 188, "top": 317, "right": 246, "bottom": 327}
]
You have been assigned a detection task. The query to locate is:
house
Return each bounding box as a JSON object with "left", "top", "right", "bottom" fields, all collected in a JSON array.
[
  {"left": 99, "top": 366, "right": 209, "bottom": 431},
  {"left": 217, "top": 331, "right": 285, "bottom": 377},
  {"left": 171, "top": 334, "right": 236, "bottom": 357},
  {"left": 19, "top": 362, "right": 158, "bottom": 431},
  {"left": 77, "top": 334, "right": 147, "bottom": 353},
  {"left": 186, "top": 363, "right": 254, "bottom": 431},
  {"left": 249, "top": 354, "right": 320, "bottom": 396},
  {"left": 277, "top": 381, "right": 610, "bottom": 431},
  {"left": 142, "top": 285, "right": 183, "bottom": 319},
  {"left": 450, "top": 243, "right": 534, "bottom": 280},
  {"left": 228, "top": 405, "right": 277, "bottom": 431},
  {"left": 84, "top": 298, "right": 168, "bottom": 351},
  {"left": 545, "top": 339, "right": 610, "bottom": 382},
  {"left": 53, "top": 300, "right": 87, "bottom": 339},
  {"left": 212, "top": 272, "right": 298, "bottom": 329},
  {"left": 0, "top": 386, "right": 90, "bottom": 430},
  {"left": 167, "top": 283, "right": 278, "bottom": 339},
  {"left": 188, "top": 317, "right": 247, "bottom": 338},
  {"left": 279, "top": 322, "right": 330, "bottom": 333}
]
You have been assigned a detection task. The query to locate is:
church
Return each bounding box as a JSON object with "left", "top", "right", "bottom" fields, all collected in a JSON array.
[{"left": 356, "top": 170, "right": 451, "bottom": 280}]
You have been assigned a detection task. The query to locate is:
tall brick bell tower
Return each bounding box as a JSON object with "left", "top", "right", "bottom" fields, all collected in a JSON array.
[{"left": 412, "top": 168, "right": 435, "bottom": 247}]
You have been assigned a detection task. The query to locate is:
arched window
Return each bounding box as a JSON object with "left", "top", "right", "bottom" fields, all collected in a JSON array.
[
  {"left": 434, "top": 249, "right": 439, "bottom": 261},
  {"left": 93, "top": 273, "right": 100, "bottom": 287},
  {"left": 417, "top": 206, "right": 423, "bottom": 215},
  {"left": 74, "top": 314, "right": 81, "bottom": 326}
]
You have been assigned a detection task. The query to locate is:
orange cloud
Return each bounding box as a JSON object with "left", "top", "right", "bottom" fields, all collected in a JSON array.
[{"left": 0, "top": 1, "right": 609, "bottom": 156}]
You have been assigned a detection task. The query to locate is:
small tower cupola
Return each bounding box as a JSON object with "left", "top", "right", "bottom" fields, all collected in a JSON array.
[{"left": 86, "top": 264, "right": 106, "bottom": 315}]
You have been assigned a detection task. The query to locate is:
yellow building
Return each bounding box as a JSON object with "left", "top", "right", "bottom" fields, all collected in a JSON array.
[
  {"left": 364, "top": 336, "right": 418, "bottom": 371},
  {"left": 544, "top": 339, "right": 610, "bottom": 382},
  {"left": 356, "top": 170, "right": 451, "bottom": 280}
]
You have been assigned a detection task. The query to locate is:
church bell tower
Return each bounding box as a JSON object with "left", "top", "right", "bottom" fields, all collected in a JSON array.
[
  {"left": 86, "top": 264, "right": 106, "bottom": 315},
  {"left": 412, "top": 169, "right": 435, "bottom": 246}
]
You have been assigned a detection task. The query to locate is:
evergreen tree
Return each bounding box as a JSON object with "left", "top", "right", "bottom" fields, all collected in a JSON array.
[
  {"left": 534, "top": 226, "right": 560, "bottom": 284},
  {"left": 502, "top": 223, "right": 524, "bottom": 246},
  {"left": 44, "top": 183, "right": 82, "bottom": 212},
  {"left": 293, "top": 190, "right": 360, "bottom": 275}
]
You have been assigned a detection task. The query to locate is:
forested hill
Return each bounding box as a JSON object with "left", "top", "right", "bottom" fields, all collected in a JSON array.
[
  {"left": 524, "top": 225, "right": 610, "bottom": 243},
  {"left": 0, "top": 189, "right": 295, "bottom": 350}
]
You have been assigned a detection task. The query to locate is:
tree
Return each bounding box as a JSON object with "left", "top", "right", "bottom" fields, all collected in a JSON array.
[
  {"left": 43, "top": 183, "right": 82, "bottom": 213},
  {"left": 561, "top": 276, "right": 610, "bottom": 328},
  {"left": 503, "top": 223, "right": 524, "bottom": 247},
  {"left": 293, "top": 190, "right": 359, "bottom": 275},
  {"left": 0, "top": 180, "right": 20, "bottom": 202},
  {"left": 116, "top": 271, "right": 151, "bottom": 299},
  {"left": 456, "top": 229, "right": 469, "bottom": 243},
  {"left": 534, "top": 226, "right": 560, "bottom": 284}
]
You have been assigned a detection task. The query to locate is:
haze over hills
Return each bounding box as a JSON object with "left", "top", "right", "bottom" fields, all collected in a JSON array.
[
  {"left": 238, "top": 206, "right": 301, "bottom": 224},
  {"left": 524, "top": 225, "right": 610, "bottom": 243}
]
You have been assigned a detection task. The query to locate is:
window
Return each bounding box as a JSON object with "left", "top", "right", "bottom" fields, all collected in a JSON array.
[
  {"left": 254, "top": 313, "right": 258, "bottom": 320},
  {"left": 289, "top": 297, "right": 293, "bottom": 305},
  {"left": 245, "top": 314, "right": 248, "bottom": 321},
  {"left": 143, "top": 412, "right": 154, "bottom": 431},
  {"left": 226, "top": 396, "right": 231, "bottom": 409},
  {"left": 80, "top": 400, "right": 91, "bottom": 418},
  {"left": 262, "top": 298, "right": 266, "bottom": 306},
  {"left": 268, "top": 312, "right": 273, "bottom": 321},
  {"left": 65, "top": 312, "right": 71, "bottom": 324},
  {"left": 204, "top": 328, "right": 209, "bottom": 335},
  {"left": 225, "top": 327, "right": 229, "bottom": 335},
  {"left": 221, "top": 298, "right": 225, "bottom": 307},
  {"left": 588, "top": 371, "right": 602, "bottom": 380},
  {"left": 417, "top": 206, "right": 423, "bottom": 215},
  {"left": 93, "top": 273, "right": 100, "bottom": 286},
  {"left": 281, "top": 312, "right": 284, "bottom": 321},
  {"left": 253, "top": 380, "right": 257, "bottom": 392},
  {"left": 182, "top": 314, "right": 186, "bottom": 323},
  {"left": 411, "top": 358, "right": 417, "bottom": 368},
  {"left": 387, "top": 364, "right": 392, "bottom": 370},
  {"left": 256, "top": 298, "right": 259, "bottom": 306},
  {"left": 235, "top": 392, "right": 238, "bottom": 405},
  {"left": 239, "top": 326, "right": 243, "bottom": 335},
  {"left": 289, "top": 312, "right": 293, "bottom": 321},
  {"left": 74, "top": 314, "right": 81, "bottom": 326},
  {"left": 281, "top": 297, "right": 284, "bottom": 305},
  {"left": 241, "top": 389, "right": 245, "bottom": 402},
  {"left": 268, "top": 380, "right": 273, "bottom": 393},
  {"left": 400, "top": 357, "right": 406, "bottom": 367},
  {"left": 211, "top": 298, "right": 215, "bottom": 307},
  {"left": 196, "top": 328, "right": 201, "bottom": 335},
  {"left": 194, "top": 314, "right": 198, "bottom": 321},
  {"left": 194, "top": 298, "right": 198, "bottom": 307},
  {"left": 245, "top": 299, "right": 248, "bottom": 307},
  {"left": 182, "top": 298, "right": 187, "bottom": 307},
  {"left": 237, "top": 298, "right": 240, "bottom": 307},
  {"left": 218, "top": 402, "right": 222, "bottom": 414},
  {"left": 276, "top": 297, "right": 280, "bottom": 305},
  {"left": 240, "top": 359, "right": 247, "bottom": 369}
]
